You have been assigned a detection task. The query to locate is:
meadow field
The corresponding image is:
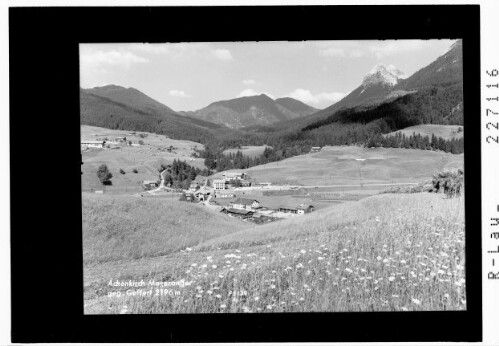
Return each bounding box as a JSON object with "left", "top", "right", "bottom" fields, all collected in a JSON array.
[
  {"left": 81, "top": 125, "right": 205, "bottom": 193},
  {"left": 212, "top": 146, "right": 464, "bottom": 188},
  {"left": 84, "top": 191, "right": 466, "bottom": 314},
  {"left": 223, "top": 145, "right": 271, "bottom": 158},
  {"left": 384, "top": 124, "right": 463, "bottom": 141}
]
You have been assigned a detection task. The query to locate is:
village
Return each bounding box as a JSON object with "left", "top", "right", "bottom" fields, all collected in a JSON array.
[
  {"left": 143, "top": 171, "right": 315, "bottom": 224},
  {"left": 81, "top": 126, "right": 316, "bottom": 224}
]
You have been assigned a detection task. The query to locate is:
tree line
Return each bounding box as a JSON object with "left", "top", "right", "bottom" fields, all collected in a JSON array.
[
  {"left": 366, "top": 131, "right": 464, "bottom": 154},
  {"left": 160, "top": 159, "right": 213, "bottom": 190}
]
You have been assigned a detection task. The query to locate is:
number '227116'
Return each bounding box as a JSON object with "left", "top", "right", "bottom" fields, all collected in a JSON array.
[{"left": 486, "top": 69, "right": 499, "bottom": 144}]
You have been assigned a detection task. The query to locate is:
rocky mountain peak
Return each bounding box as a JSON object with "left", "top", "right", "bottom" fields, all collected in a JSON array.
[{"left": 362, "top": 64, "right": 406, "bottom": 87}]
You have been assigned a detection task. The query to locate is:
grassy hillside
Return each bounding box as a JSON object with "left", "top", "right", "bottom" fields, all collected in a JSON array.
[
  {"left": 82, "top": 193, "right": 252, "bottom": 264},
  {"left": 213, "top": 146, "right": 464, "bottom": 187},
  {"left": 84, "top": 192, "right": 466, "bottom": 313},
  {"left": 81, "top": 126, "right": 206, "bottom": 194},
  {"left": 384, "top": 124, "right": 463, "bottom": 141},
  {"left": 80, "top": 88, "right": 233, "bottom": 144}
]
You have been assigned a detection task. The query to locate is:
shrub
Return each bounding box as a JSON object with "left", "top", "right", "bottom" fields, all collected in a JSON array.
[
  {"left": 133, "top": 168, "right": 138, "bottom": 173},
  {"left": 432, "top": 168, "right": 464, "bottom": 198},
  {"left": 119, "top": 169, "right": 125, "bottom": 175},
  {"left": 97, "top": 164, "right": 113, "bottom": 185},
  {"left": 138, "top": 140, "right": 145, "bottom": 145},
  {"left": 381, "top": 182, "right": 432, "bottom": 194}
]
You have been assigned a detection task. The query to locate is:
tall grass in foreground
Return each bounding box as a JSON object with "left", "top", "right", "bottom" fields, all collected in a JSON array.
[
  {"left": 82, "top": 193, "right": 251, "bottom": 264},
  {"left": 85, "top": 193, "right": 465, "bottom": 313}
]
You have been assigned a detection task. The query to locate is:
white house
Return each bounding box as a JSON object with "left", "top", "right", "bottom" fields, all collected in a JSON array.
[
  {"left": 81, "top": 140, "right": 105, "bottom": 149},
  {"left": 216, "top": 192, "right": 235, "bottom": 198},
  {"left": 213, "top": 179, "right": 226, "bottom": 190},
  {"left": 223, "top": 172, "right": 246, "bottom": 181},
  {"left": 229, "top": 198, "right": 260, "bottom": 210}
]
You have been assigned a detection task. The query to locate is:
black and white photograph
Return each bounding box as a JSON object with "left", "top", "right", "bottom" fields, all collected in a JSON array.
[
  {"left": 9, "top": 3, "right": 495, "bottom": 343},
  {"left": 81, "top": 39, "right": 467, "bottom": 314}
]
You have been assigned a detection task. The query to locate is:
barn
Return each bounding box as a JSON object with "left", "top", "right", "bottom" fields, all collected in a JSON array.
[{"left": 142, "top": 180, "right": 159, "bottom": 190}]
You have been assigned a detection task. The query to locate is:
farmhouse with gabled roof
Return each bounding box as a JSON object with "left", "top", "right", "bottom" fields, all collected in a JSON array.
[{"left": 229, "top": 198, "right": 260, "bottom": 210}]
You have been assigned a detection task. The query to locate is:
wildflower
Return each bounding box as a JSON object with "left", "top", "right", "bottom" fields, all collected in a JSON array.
[
  {"left": 220, "top": 304, "right": 227, "bottom": 309},
  {"left": 266, "top": 305, "right": 273, "bottom": 310},
  {"left": 191, "top": 263, "right": 197, "bottom": 267},
  {"left": 207, "top": 290, "right": 213, "bottom": 295},
  {"left": 296, "top": 263, "right": 304, "bottom": 269},
  {"left": 318, "top": 257, "right": 324, "bottom": 260},
  {"left": 411, "top": 298, "right": 421, "bottom": 305},
  {"left": 377, "top": 256, "right": 382, "bottom": 261},
  {"left": 389, "top": 276, "right": 395, "bottom": 282},
  {"left": 300, "top": 250, "right": 306, "bottom": 254},
  {"left": 254, "top": 296, "right": 259, "bottom": 301},
  {"left": 270, "top": 285, "right": 276, "bottom": 289},
  {"left": 196, "top": 294, "right": 202, "bottom": 298},
  {"left": 212, "top": 265, "right": 217, "bottom": 269},
  {"left": 401, "top": 307, "right": 408, "bottom": 311},
  {"left": 400, "top": 260, "right": 406, "bottom": 264},
  {"left": 186, "top": 247, "right": 192, "bottom": 251},
  {"left": 299, "top": 297, "right": 305, "bottom": 301}
]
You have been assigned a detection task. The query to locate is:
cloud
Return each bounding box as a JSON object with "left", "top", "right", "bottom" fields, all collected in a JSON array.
[
  {"left": 80, "top": 50, "right": 149, "bottom": 68},
  {"left": 169, "top": 90, "right": 191, "bottom": 98},
  {"left": 367, "top": 40, "right": 426, "bottom": 58},
  {"left": 317, "top": 40, "right": 428, "bottom": 59},
  {"left": 243, "top": 79, "right": 256, "bottom": 85},
  {"left": 212, "top": 48, "right": 233, "bottom": 61},
  {"left": 349, "top": 49, "right": 365, "bottom": 58},
  {"left": 286, "top": 88, "right": 345, "bottom": 106},
  {"left": 236, "top": 89, "right": 275, "bottom": 99},
  {"left": 132, "top": 44, "right": 170, "bottom": 54},
  {"left": 320, "top": 47, "right": 346, "bottom": 58}
]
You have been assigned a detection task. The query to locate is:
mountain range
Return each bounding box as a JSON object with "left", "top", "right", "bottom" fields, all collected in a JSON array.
[
  {"left": 80, "top": 85, "right": 235, "bottom": 143},
  {"left": 180, "top": 94, "right": 319, "bottom": 129},
  {"left": 80, "top": 40, "right": 463, "bottom": 144},
  {"left": 270, "top": 39, "right": 463, "bottom": 132}
]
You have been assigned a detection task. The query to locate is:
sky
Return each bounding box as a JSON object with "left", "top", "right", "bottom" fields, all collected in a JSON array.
[{"left": 80, "top": 39, "right": 456, "bottom": 111}]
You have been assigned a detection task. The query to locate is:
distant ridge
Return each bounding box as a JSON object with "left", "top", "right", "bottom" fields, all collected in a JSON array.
[
  {"left": 80, "top": 85, "right": 236, "bottom": 143},
  {"left": 185, "top": 94, "right": 319, "bottom": 128}
]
